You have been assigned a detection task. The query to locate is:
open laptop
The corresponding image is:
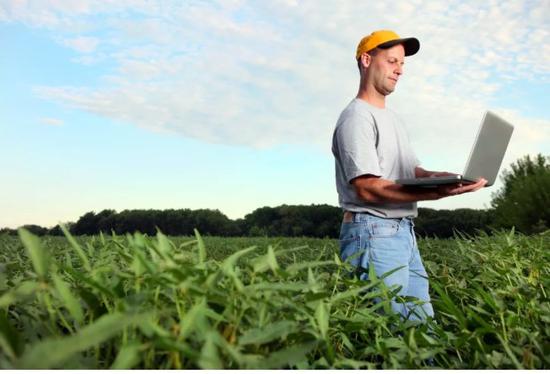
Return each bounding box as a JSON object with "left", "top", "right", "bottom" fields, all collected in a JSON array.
[{"left": 396, "top": 111, "right": 514, "bottom": 187}]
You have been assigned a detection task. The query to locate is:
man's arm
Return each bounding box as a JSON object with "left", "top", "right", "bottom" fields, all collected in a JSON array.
[{"left": 352, "top": 174, "right": 487, "bottom": 204}]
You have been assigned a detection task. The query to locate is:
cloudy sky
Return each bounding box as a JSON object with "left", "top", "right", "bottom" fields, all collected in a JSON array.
[{"left": 1, "top": 0, "right": 549, "bottom": 228}]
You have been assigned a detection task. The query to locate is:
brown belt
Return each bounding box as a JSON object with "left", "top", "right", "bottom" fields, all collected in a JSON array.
[{"left": 343, "top": 211, "right": 355, "bottom": 223}]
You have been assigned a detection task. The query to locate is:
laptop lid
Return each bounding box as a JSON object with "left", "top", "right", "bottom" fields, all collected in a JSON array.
[{"left": 462, "top": 111, "right": 514, "bottom": 186}]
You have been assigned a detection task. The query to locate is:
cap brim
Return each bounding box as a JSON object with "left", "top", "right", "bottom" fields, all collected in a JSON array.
[{"left": 378, "top": 37, "right": 420, "bottom": 56}]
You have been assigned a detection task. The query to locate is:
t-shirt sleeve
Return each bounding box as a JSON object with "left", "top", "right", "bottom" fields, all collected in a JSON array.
[
  {"left": 412, "top": 148, "right": 421, "bottom": 169},
  {"left": 334, "top": 112, "right": 381, "bottom": 183}
]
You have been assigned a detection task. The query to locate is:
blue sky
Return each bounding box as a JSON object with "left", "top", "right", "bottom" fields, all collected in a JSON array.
[{"left": 1, "top": 0, "right": 549, "bottom": 228}]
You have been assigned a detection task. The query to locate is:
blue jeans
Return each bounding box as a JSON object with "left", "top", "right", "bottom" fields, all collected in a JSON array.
[{"left": 339, "top": 212, "right": 434, "bottom": 321}]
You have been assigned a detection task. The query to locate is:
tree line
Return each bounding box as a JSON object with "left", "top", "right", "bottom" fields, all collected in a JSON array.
[
  {"left": 1, "top": 205, "right": 493, "bottom": 239},
  {"left": 2, "top": 154, "right": 547, "bottom": 238}
]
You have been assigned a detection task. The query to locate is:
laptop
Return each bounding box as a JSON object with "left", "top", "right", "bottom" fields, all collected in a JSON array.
[{"left": 396, "top": 111, "right": 514, "bottom": 187}]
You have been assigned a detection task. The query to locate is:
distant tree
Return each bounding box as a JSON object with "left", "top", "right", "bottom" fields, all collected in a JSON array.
[
  {"left": 72, "top": 210, "right": 116, "bottom": 235},
  {"left": 48, "top": 225, "right": 63, "bottom": 236},
  {"left": 243, "top": 204, "right": 341, "bottom": 238},
  {"left": 191, "top": 209, "right": 238, "bottom": 236},
  {"left": 243, "top": 207, "right": 281, "bottom": 236},
  {"left": 72, "top": 211, "right": 99, "bottom": 235},
  {"left": 20, "top": 224, "right": 48, "bottom": 236},
  {"left": 415, "top": 208, "right": 492, "bottom": 238},
  {"left": 0, "top": 227, "right": 17, "bottom": 235},
  {"left": 491, "top": 154, "right": 550, "bottom": 234}
]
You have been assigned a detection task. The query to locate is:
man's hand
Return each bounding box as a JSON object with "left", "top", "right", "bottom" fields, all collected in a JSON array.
[
  {"left": 429, "top": 171, "right": 458, "bottom": 178},
  {"left": 415, "top": 167, "right": 457, "bottom": 178},
  {"left": 436, "top": 178, "right": 487, "bottom": 197}
]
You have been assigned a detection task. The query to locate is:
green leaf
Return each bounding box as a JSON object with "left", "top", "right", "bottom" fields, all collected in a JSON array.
[
  {"left": 179, "top": 299, "right": 208, "bottom": 338},
  {"left": 220, "top": 246, "right": 257, "bottom": 291},
  {"left": 133, "top": 248, "right": 158, "bottom": 274},
  {"left": 153, "top": 230, "right": 176, "bottom": 266},
  {"left": 194, "top": 229, "right": 207, "bottom": 264},
  {"left": 239, "top": 320, "right": 296, "bottom": 346},
  {"left": 0, "top": 281, "right": 39, "bottom": 308},
  {"left": 287, "top": 261, "right": 335, "bottom": 274},
  {"left": 64, "top": 268, "right": 117, "bottom": 299},
  {"left": 60, "top": 224, "right": 91, "bottom": 272},
  {"left": 110, "top": 341, "right": 142, "bottom": 369},
  {"left": 52, "top": 273, "right": 84, "bottom": 324},
  {"left": 315, "top": 301, "right": 330, "bottom": 340},
  {"left": 221, "top": 246, "right": 257, "bottom": 272},
  {"left": 245, "top": 282, "right": 308, "bottom": 293},
  {"left": 431, "top": 282, "right": 467, "bottom": 329},
  {"left": 329, "top": 281, "right": 380, "bottom": 304},
  {"left": 198, "top": 331, "right": 223, "bottom": 369},
  {"left": 0, "top": 310, "right": 23, "bottom": 360},
  {"left": 259, "top": 341, "right": 318, "bottom": 369},
  {"left": 267, "top": 245, "right": 279, "bottom": 272},
  {"left": 18, "top": 229, "right": 49, "bottom": 278},
  {"left": 16, "top": 312, "right": 149, "bottom": 369}
]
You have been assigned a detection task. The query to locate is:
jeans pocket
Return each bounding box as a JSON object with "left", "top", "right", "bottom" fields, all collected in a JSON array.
[
  {"left": 339, "top": 223, "right": 363, "bottom": 266},
  {"left": 369, "top": 220, "right": 400, "bottom": 238},
  {"left": 339, "top": 235, "right": 362, "bottom": 267}
]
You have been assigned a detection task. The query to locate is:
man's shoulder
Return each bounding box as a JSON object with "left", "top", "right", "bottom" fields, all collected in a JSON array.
[{"left": 337, "top": 99, "right": 375, "bottom": 126}]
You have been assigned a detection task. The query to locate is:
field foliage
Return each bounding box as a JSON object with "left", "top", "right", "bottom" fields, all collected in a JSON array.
[{"left": 0, "top": 229, "right": 548, "bottom": 369}]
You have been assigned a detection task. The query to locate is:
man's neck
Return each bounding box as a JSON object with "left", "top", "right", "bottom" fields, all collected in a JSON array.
[{"left": 356, "top": 88, "right": 386, "bottom": 109}]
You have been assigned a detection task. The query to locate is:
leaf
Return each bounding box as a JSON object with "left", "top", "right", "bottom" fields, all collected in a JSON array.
[
  {"left": 315, "top": 301, "right": 330, "bottom": 340},
  {"left": 0, "top": 281, "right": 39, "bottom": 308},
  {"left": 110, "top": 341, "right": 142, "bottom": 369},
  {"left": 220, "top": 246, "right": 257, "bottom": 291},
  {"left": 431, "top": 282, "right": 467, "bottom": 329},
  {"left": 266, "top": 245, "right": 279, "bottom": 272},
  {"left": 334, "top": 253, "right": 342, "bottom": 266},
  {"left": 153, "top": 230, "right": 176, "bottom": 266},
  {"left": 179, "top": 299, "right": 208, "bottom": 338},
  {"left": 221, "top": 246, "right": 258, "bottom": 272},
  {"left": 18, "top": 229, "right": 49, "bottom": 278},
  {"left": 198, "top": 331, "right": 223, "bottom": 369},
  {"left": 52, "top": 273, "right": 85, "bottom": 325},
  {"left": 286, "top": 261, "right": 336, "bottom": 274},
  {"left": 194, "top": 229, "right": 207, "bottom": 264},
  {"left": 133, "top": 248, "right": 158, "bottom": 274},
  {"left": 0, "top": 310, "right": 23, "bottom": 360},
  {"left": 64, "top": 268, "right": 117, "bottom": 299},
  {"left": 245, "top": 282, "right": 308, "bottom": 293},
  {"left": 239, "top": 320, "right": 297, "bottom": 346},
  {"left": 259, "top": 341, "right": 318, "bottom": 369},
  {"left": 60, "top": 224, "right": 91, "bottom": 272},
  {"left": 329, "top": 281, "right": 380, "bottom": 304},
  {"left": 16, "top": 312, "right": 149, "bottom": 369}
]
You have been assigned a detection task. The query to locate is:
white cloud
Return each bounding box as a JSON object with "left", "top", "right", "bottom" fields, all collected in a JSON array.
[
  {"left": 40, "top": 117, "right": 64, "bottom": 126},
  {"left": 62, "top": 36, "right": 99, "bottom": 53},
  {"left": 4, "top": 0, "right": 550, "bottom": 155}
]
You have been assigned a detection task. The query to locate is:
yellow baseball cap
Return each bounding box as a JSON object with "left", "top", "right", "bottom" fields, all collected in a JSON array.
[{"left": 356, "top": 30, "right": 420, "bottom": 59}]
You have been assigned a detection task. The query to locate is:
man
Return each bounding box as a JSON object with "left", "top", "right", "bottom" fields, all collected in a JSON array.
[{"left": 331, "top": 30, "right": 486, "bottom": 321}]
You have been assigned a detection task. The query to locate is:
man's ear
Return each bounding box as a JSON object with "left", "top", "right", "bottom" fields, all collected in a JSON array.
[{"left": 359, "top": 52, "right": 371, "bottom": 69}]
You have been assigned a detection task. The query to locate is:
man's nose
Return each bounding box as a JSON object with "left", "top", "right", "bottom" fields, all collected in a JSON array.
[{"left": 395, "top": 64, "right": 403, "bottom": 75}]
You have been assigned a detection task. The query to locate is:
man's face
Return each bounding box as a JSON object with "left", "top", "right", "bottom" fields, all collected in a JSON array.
[{"left": 368, "top": 44, "right": 405, "bottom": 96}]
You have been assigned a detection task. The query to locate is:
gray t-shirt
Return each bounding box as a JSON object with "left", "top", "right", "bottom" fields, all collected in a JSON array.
[{"left": 332, "top": 98, "right": 420, "bottom": 218}]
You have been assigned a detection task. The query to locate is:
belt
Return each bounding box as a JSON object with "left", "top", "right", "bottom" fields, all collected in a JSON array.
[{"left": 343, "top": 211, "right": 414, "bottom": 224}]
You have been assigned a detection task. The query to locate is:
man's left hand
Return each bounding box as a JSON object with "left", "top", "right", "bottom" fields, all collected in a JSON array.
[{"left": 438, "top": 178, "right": 487, "bottom": 197}]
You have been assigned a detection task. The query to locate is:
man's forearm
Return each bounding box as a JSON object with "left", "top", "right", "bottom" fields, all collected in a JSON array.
[
  {"left": 353, "top": 177, "right": 440, "bottom": 203},
  {"left": 352, "top": 175, "right": 487, "bottom": 204}
]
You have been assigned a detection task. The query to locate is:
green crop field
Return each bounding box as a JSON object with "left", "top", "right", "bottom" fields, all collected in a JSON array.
[{"left": 0, "top": 229, "right": 548, "bottom": 369}]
